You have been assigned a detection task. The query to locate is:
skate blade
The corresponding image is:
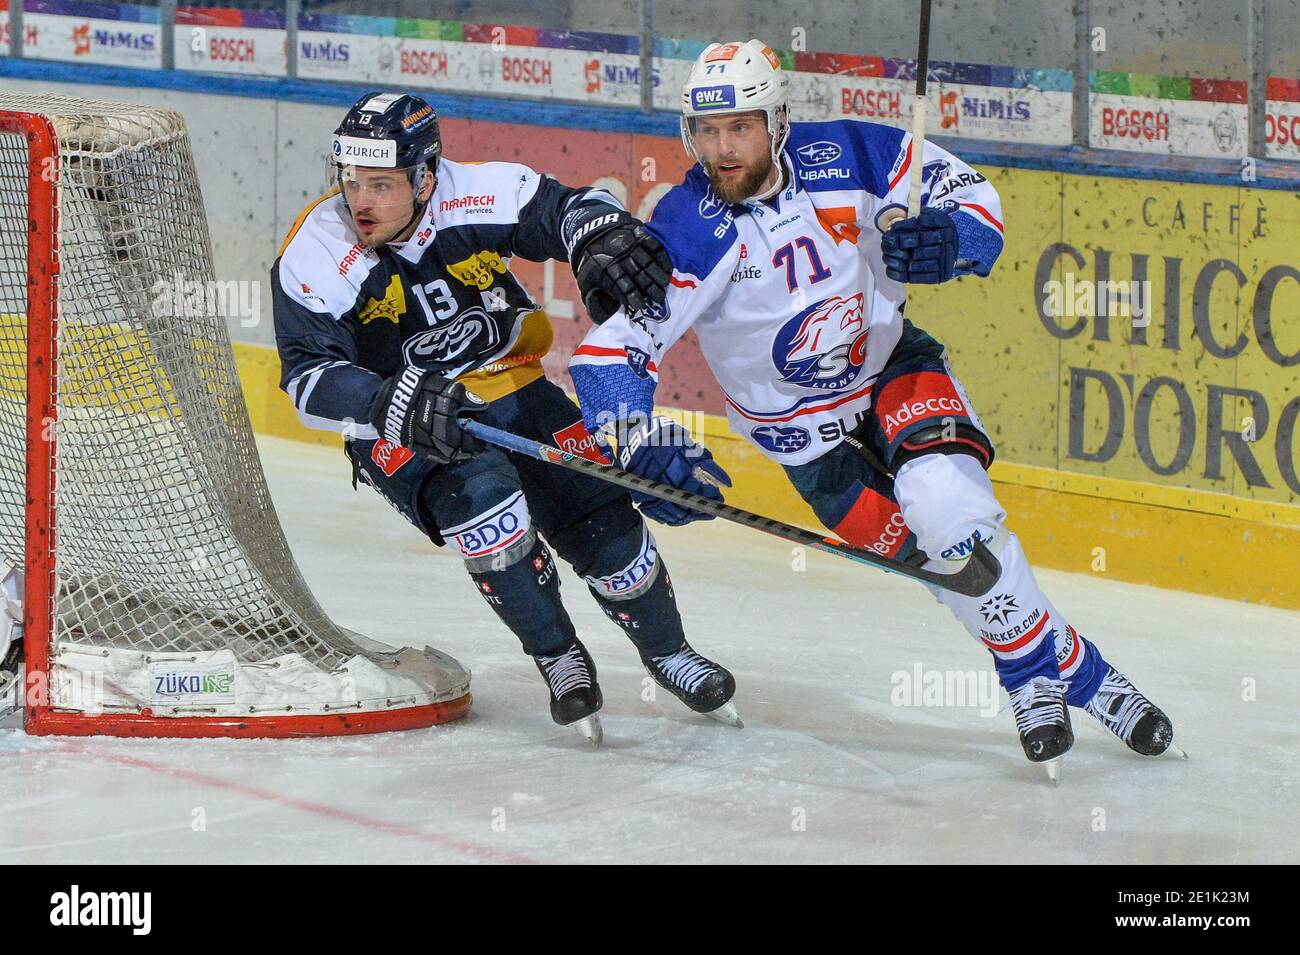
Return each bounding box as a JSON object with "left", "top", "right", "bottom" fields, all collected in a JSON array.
[
  {"left": 1166, "top": 742, "right": 1189, "bottom": 759},
  {"left": 1044, "top": 757, "right": 1062, "bottom": 786},
  {"left": 572, "top": 714, "right": 603, "bottom": 748},
  {"left": 704, "top": 701, "right": 743, "bottom": 729}
]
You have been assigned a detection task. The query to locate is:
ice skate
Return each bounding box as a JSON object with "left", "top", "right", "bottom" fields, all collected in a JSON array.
[
  {"left": 1008, "top": 676, "right": 1074, "bottom": 783},
  {"left": 1085, "top": 666, "right": 1183, "bottom": 758},
  {"left": 641, "top": 640, "right": 741, "bottom": 727},
  {"left": 534, "top": 639, "right": 604, "bottom": 747}
]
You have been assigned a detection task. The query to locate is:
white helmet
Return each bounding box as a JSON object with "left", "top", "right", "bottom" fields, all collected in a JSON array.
[{"left": 680, "top": 39, "right": 791, "bottom": 164}]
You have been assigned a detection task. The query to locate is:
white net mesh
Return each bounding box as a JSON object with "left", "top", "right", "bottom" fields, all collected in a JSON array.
[{"left": 0, "top": 93, "right": 468, "bottom": 728}]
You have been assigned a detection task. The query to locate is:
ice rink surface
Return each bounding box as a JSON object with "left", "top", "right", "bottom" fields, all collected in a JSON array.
[{"left": 3, "top": 435, "right": 1297, "bottom": 864}]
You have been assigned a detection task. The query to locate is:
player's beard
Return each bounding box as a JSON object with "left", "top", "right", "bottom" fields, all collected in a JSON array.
[{"left": 706, "top": 153, "right": 775, "bottom": 204}]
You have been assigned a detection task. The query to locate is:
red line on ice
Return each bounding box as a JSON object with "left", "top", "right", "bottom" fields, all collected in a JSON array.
[{"left": 49, "top": 742, "right": 540, "bottom": 865}]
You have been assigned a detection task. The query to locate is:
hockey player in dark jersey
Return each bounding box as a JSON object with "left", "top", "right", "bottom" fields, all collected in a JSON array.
[{"left": 272, "top": 92, "right": 739, "bottom": 743}]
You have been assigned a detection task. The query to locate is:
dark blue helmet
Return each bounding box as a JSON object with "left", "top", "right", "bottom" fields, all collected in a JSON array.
[{"left": 332, "top": 92, "right": 442, "bottom": 179}]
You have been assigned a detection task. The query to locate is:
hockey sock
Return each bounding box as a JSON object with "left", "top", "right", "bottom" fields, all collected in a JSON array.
[{"left": 466, "top": 535, "right": 577, "bottom": 657}]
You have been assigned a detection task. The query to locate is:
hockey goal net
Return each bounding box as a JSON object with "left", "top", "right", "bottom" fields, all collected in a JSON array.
[{"left": 0, "top": 93, "right": 470, "bottom": 737}]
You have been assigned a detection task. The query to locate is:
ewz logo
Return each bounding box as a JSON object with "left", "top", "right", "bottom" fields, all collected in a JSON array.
[
  {"left": 692, "top": 85, "right": 736, "bottom": 110},
  {"left": 941, "top": 529, "right": 991, "bottom": 562},
  {"left": 750, "top": 425, "right": 811, "bottom": 454},
  {"left": 771, "top": 293, "right": 869, "bottom": 390}
]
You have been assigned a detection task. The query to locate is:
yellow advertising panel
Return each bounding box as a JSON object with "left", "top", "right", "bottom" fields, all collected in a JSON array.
[{"left": 911, "top": 168, "right": 1300, "bottom": 508}]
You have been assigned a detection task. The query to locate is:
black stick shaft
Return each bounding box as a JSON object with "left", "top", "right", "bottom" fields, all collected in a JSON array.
[
  {"left": 461, "top": 418, "right": 1000, "bottom": 598},
  {"left": 916, "top": 0, "right": 933, "bottom": 95}
]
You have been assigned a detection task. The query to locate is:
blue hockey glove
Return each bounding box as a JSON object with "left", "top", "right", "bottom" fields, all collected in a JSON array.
[
  {"left": 618, "top": 416, "right": 731, "bottom": 526},
  {"left": 881, "top": 207, "right": 959, "bottom": 284}
]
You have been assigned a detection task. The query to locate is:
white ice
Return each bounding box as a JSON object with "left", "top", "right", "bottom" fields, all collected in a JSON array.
[{"left": 2, "top": 435, "right": 1297, "bottom": 864}]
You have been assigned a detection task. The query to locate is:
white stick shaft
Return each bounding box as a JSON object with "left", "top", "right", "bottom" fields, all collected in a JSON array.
[{"left": 907, "top": 97, "right": 927, "bottom": 218}]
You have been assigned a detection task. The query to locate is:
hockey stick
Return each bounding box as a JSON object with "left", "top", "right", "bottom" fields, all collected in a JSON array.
[
  {"left": 460, "top": 418, "right": 1000, "bottom": 598},
  {"left": 879, "top": 0, "right": 932, "bottom": 228}
]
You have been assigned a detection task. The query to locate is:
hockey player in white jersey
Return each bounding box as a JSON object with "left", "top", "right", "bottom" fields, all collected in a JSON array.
[{"left": 569, "top": 40, "right": 1177, "bottom": 772}]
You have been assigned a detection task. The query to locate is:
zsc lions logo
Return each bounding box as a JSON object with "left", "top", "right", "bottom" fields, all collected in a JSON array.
[
  {"left": 796, "top": 141, "right": 842, "bottom": 167},
  {"left": 625, "top": 347, "right": 652, "bottom": 379},
  {"left": 698, "top": 189, "right": 728, "bottom": 220},
  {"left": 751, "top": 425, "right": 811, "bottom": 455},
  {"left": 402, "top": 305, "right": 501, "bottom": 365},
  {"left": 771, "top": 293, "right": 869, "bottom": 390}
]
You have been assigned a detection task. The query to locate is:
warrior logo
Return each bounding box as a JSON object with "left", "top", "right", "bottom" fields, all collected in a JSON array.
[{"left": 771, "top": 293, "right": 869, "bottom": 390}]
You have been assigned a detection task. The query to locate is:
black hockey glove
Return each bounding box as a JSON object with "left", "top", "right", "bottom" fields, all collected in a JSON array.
[
  {"left": 568, "top": 209, "right": 672, "bottom": 324},
  {"left": 368, "top": 367, "right": 488, "bottom": 465}
]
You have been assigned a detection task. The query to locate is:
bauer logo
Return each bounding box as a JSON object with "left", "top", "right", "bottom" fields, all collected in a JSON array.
[
  {"left": 750, "top": 425, "right": 811, "bottom": 454},
  {"left": 796, "top": 141, "right": 842, "bottom": 167},
  {"left": 148, "top": 660, "right": 237, "bottom": 704},
  {"left": 692, "top": 85, "right": 736, "bottom": 111}
]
